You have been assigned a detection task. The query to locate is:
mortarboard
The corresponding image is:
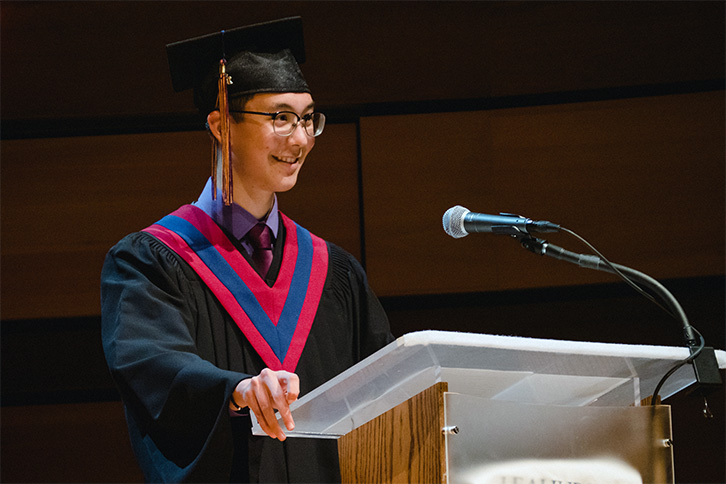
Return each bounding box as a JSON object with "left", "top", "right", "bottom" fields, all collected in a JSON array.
[
  {"left": 166, "top": 17, "right": 311, "bottom": 205},
  {"left": 166, "top": 16, "right": 310, "bottom": 115}
]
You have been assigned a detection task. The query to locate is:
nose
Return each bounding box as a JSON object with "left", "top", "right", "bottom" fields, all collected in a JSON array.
[{"left": 289, "top": 121, "right": 311, "bottom": 147}]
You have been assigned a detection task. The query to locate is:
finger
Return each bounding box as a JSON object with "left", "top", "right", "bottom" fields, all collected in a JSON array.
[
  {"left": 249, "top": 394, "right": 285, "bottom": 440},
  {"left": 243, "top": 381, "right": 276, "bottom": 439},
  {"left": 258, "top": 370, "right": 295, "bottom": 433},
  {"left": 274, "top": 373, "right": 299, "bottom": 430},
  {"left": 250, "top": 375, "right": 287, "bottom": 440},
  {"left": 259, "top": 370, "right": 295, "bottom": 431},
  {"left": 280, "top": 372, "right": 300, "bottom": 404},
  {"left": 275, "top": 396, "right": 295, "bottom": 432},
  {"left": 245, "top": 396, "right": 273, "bottom": 438}
]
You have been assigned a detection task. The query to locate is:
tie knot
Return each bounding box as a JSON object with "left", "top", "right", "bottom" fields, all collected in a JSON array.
[{"left": 247, "top": 223, "right": 272, "bottom": 250}]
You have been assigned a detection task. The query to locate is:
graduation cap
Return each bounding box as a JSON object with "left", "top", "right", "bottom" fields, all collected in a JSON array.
[
  {"left": 166, "top": 16, "right": 310, "bottom": 115},
  {"left": 166, "top": 17, "right": 310, "bottom": 205}
]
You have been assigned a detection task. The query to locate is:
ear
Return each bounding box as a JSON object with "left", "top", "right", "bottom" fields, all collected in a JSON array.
[{"left": 207, "top": 110, "right": 222, "bottom": 143}]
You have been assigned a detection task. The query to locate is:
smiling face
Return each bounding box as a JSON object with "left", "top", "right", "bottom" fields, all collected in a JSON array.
[{"left": 208, "top": 92, "right": 316, "bottom": 217}]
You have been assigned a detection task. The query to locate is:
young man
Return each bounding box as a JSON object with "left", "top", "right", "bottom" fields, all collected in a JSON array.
[{"left": 101, "top": 17, "right": 393, "bottom": 483}]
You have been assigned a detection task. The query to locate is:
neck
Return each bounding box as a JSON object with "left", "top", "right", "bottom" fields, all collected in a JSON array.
[{"left": 232, "top": 186, "right": 275, "bottom": 220}]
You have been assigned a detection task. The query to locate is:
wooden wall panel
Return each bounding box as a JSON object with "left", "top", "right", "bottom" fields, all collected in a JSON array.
[
  {"left": 1, "top": 131, "right": 209, "bottom": 320},
  {"left": 360, "top": 91, "right": 725, "bottom": 296},
  {"left": 1, "top": 401, "right": 142, "bottom": 483},
  {"left": 1, "top": 2, "right": 723, "bottom": 120},
  {"left": 277, "top": 122, "right": 361, "bottom": 260},
  {"left": 0, "top": 123, "right": 360, "bottom": 320}
]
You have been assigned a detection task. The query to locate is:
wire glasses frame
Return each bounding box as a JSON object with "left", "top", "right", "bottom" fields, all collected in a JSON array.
[{"left": 228, "top": 110, "right": 326, "bottom": 137}]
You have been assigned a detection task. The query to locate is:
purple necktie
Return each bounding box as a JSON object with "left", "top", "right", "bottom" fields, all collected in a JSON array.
[{"left": 247, "top": 222, "right": 274, "bottom": 278}]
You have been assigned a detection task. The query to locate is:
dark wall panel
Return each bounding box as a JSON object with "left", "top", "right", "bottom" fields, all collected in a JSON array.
[
  {"left": 1, "top": 131, "right": 209, "bottom": 319},
  {"left": 0, "top": 124, "right": 359, "bottom": 320},
  {"left": 1, "top": 1, "right": 723, "bottom": 122},
  {"left": 1, "top": 401, "right": 142, "bottom": 483},
  {"left": 361, "top": 92, "right": 725, "bottom": 296},
  {"left": 278, "top": 122, "right": 362, "bottom": 260}
]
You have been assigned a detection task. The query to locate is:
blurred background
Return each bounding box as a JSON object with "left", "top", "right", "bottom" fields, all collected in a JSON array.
[{"left": 1, "top": 2, "right": 724, "bottom": 482}]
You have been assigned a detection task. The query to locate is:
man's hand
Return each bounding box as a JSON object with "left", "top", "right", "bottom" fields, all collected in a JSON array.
[{"left": 230, "top": 368, "right": 300, "bottom": 440}]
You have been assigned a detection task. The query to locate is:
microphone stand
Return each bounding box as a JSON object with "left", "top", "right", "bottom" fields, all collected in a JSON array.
[{"left": 499, "top": 227, "right": 722, "bottom": 407}]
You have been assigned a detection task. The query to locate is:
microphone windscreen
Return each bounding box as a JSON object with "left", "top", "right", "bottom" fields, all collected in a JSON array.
[{"left": 442, "top": 205, "right": 470, "bottom": 238}]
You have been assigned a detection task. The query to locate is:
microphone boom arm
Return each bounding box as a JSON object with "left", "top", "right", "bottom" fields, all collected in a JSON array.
[
  {"left": 514, "top": 232, "right": 722, "bottom": 402},
  {"left": 519, "top": 236, "right": 691, "bottom": 332}
]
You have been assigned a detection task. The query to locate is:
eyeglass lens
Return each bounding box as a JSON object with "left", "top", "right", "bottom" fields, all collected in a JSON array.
[{"left": 273, "top": 112, "right": 325, "bottom": 137}]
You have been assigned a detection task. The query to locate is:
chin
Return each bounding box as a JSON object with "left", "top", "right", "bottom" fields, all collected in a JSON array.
[{"left": 275, "top": 176, "right": 300, "bottom": 193}]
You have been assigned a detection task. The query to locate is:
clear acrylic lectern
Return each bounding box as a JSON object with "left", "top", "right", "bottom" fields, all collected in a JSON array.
[{"left": 251, "top": 331, "right": 726, "bottom": 483}]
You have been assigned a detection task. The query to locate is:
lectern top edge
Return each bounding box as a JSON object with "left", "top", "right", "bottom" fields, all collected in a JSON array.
[{"left": 251, "top": 330, "right": 725, "bottom": 438}]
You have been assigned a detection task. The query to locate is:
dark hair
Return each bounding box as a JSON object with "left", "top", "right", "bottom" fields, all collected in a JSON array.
[
  {"left": 204, "top": 92, "right": 256, "bottom": 134},
  {"left": 229, "top": 93, "right": 256, "bottom": 123}
]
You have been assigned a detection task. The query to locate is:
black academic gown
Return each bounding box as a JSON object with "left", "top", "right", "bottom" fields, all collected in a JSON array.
[{"left": 101, "top": 216, "right": 394, "bottom": 483}]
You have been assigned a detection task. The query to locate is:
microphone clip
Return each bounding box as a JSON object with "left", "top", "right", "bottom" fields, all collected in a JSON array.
[
  {"left": 491, "top": 213, "right": 533, "bottom": 237},
  {"left": 491, "top": 225, "right": 527, "bottom": 237},
  {"left": 494, "top": 226, "right": 549, "bottom": 256}
]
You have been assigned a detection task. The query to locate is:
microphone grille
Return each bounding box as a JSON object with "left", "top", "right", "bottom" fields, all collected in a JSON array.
[{"left": 442, "top": 205, "right": 470, "bottom": 238}]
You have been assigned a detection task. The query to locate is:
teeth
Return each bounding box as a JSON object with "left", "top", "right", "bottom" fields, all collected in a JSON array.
[{"left": 275, "top": 155, "right": 299, "bottom": 163}]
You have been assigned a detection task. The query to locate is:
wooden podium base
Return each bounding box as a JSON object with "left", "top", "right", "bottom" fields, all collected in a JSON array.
[{"left": 338, "top": 382, "right": 448, "bottom": 484}]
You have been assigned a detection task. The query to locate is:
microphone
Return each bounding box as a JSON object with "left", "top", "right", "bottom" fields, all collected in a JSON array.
[{"left": 442, "top": 205, "right": 560, "bottom": 238}]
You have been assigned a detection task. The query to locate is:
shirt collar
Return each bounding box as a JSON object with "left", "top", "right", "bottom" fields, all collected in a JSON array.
[{"left": 193, "top": 177, "right": 279, "bottom": 241}]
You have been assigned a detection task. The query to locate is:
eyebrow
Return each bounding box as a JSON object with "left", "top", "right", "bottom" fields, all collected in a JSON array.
[{"left": 269, "top": 102, "right": 316, "bottom": 113}]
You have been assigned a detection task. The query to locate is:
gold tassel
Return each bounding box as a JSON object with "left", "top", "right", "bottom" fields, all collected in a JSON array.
[
  {"left": 217, "top": 59, "right": 234, "bottom": 205},
  {"left": 210, "top": 134, "right": 218, "bottom": 200}
]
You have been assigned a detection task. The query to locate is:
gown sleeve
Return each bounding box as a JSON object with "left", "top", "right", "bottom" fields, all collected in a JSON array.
[
  {"left": 101, "top": 231, "right": 247, "bottom": 482},
  {"left": 329, "top": 243, "right": 395, "bottom": 361}
]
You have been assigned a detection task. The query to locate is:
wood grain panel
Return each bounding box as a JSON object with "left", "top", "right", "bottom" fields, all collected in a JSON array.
[
  {"left": 2, "top": 2, "right": 723, "bottom": 119},
  {"left": 360, "top": 91, "right": 725, "bottom": 296},
  {"left": 338, "top": 382, "right": 447, "bottom": 484},
  {"left": 277, "top": 122, "right": 361, "bottom": 259},
  {"left": 1, "top": 131, "right": 209, "bottom": 319},
  {"left": 1, "top": 401, "right": 142, "bottom": 483},
  {"left": 0, "top": 123, "right": 360, "bottom": 319}
]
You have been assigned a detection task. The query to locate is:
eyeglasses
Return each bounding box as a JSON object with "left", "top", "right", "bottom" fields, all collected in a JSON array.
[{"left": 229, "top": 110, "right": 326, "bottom": 137}]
